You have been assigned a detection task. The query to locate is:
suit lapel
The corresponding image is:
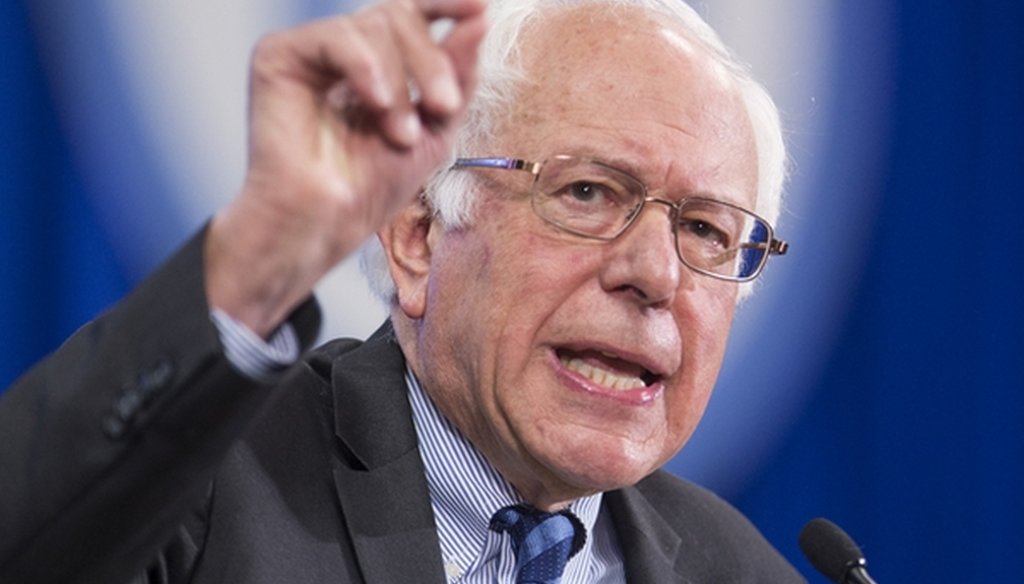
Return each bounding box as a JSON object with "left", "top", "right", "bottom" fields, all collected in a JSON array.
[
  {"left": 322, "top": 324, "right": 690, "bottom": 583},
  {"left": 327, "top": 323, "right": 447, "bottom": 583},
  {"left": 606, "top": 486, "right": 686, "bottom": 583}
]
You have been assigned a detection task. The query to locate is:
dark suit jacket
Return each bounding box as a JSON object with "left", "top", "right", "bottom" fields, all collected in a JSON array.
[{"left": 0, "top": 231, "right": 804, "bottom": 583}]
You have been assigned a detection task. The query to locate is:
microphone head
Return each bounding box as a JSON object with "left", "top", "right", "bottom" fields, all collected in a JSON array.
[{"left": 798, "top": 518, "right": 866, "bottom": 583}]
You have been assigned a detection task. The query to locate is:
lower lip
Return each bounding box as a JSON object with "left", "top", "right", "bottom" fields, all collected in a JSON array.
[{"left": 550, "top": 351, "right": 663, "bottom": 406}]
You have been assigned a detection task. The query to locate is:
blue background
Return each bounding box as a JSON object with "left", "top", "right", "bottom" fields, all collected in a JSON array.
[{"left": 3, "top": 0, "right": 1023, "bottom": 582}]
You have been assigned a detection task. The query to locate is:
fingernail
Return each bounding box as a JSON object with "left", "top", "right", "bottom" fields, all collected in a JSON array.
[
  {"left": 373, "top": 78, "right": 394, "bottom": 107},
  {"left": 433, "top": 77, "right": 461, "bottom": 112},
  {"left": 400, "top": 112, "right": 422, "bottom": 143}
]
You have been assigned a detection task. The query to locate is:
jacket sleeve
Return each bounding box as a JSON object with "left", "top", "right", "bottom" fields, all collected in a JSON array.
[{"left": 0, "top": 228, "right": 321, "bottom": 584}]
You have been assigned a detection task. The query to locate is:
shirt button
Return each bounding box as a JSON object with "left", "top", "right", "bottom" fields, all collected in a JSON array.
[{"left": 444, "top": 560, "right": 462, "bottom": 581}]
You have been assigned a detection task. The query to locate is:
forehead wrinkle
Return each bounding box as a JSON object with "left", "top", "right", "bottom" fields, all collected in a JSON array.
[
  {"left": 504, "top": 6, "right": 756, "bottom": 205},
  {"left": 520, "top": 99, "right": 752, "bottom": 208}
]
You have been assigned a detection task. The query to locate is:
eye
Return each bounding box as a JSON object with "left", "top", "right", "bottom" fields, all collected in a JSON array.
[
  {"left": 556, "top": 180, "right": 634, "bottom": 209},
  {"left": 679, "top": 218, "right": 729, "bottom": 248},
  {"left": 532, "top": 157, "right": 643, "bottom": 238},
  {"left": 566, "top": 181, "right": 605, "bottom": 203}
]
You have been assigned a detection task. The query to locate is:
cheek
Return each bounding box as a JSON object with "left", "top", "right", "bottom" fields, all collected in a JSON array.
[
  {"left": 487, "top": 229, "right": 600, "bottom": 321},
  {"left": 417, "top": 231, "right": 495, "bottom": 385},
  {"left": 665, "top": 286, "right": 738, "bottom": 437},
  {"left": 422, "top": 223, "right": 584, "bottom": 392},
  {"left": 684, "top": 280, "right": 738, "bottom": 353},
  {"left": 425, "top": 229, "right": 500, "bottom": 326},
  {"left": 487, "top": 249, "right": 591, "bottom": 384}
]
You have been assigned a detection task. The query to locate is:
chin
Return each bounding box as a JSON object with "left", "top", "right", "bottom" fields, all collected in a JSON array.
[{"left": 540, "top": 436, "right": 666, "bottom": 496}]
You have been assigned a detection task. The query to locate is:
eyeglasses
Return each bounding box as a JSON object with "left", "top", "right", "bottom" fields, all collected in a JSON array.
[{"left": 451, "top": 155, "right": 789, "bottom": 282}]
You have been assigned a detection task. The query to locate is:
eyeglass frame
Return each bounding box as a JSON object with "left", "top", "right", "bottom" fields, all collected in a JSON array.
[{"left": 449, "top": 155, "right": 789, "bottom": 283}]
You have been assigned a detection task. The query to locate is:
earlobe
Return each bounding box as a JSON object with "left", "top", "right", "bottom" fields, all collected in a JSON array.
[{"left": 378, "top": 198, "right": 434, "bottom": 320}]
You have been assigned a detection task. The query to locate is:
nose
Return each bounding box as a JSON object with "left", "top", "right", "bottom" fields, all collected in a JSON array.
[{"left": 598, "top": 200, "right": 683, "bottom": 308}]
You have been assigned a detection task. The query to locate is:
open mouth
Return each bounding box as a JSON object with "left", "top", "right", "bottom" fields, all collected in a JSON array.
[{"left": 556, "top": 348, "right": 661, "bottom": 392}]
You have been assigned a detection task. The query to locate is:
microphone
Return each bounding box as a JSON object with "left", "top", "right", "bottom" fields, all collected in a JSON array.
[{"left": 798, "top": 518, "right": 879, "bottom": 584}]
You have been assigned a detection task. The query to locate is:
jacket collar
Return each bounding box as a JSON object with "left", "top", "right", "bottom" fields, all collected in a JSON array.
[
  {"left": 605, "top": 483, "right": 685, "bottom": 582},
  {"left": 327, "top": 322, "right": 448, "bottom": 583},
  {"left": 323, "top": 322, "right": 682, "bottom": 583}
]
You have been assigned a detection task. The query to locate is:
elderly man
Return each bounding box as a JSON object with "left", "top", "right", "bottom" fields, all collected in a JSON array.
[{"left": 0, "top": 0, "right": 800, "bottom": 582}]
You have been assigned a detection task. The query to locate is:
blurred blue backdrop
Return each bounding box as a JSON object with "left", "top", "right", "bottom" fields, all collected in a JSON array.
[{"left": 2, "top": 0, "right": 1022, "bottom": 582}]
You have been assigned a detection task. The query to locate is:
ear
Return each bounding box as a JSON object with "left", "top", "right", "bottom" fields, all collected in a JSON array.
[{"left": 378, "top": 197, "right": 435, "bottom": 320}]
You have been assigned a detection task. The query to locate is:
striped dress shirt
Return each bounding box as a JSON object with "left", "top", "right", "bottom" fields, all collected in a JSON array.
[{"left": 405, "top": 368, "right": 626, "bottom": 583}]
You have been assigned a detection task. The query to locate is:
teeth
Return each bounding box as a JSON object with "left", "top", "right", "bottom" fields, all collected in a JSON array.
[{"left": 560, "top": 354, "right": 646, "bottom": 390}]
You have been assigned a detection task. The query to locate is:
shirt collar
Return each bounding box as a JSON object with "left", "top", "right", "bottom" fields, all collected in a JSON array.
[{"left": 404, "top": 367, "right": 604, "bottom": 579}]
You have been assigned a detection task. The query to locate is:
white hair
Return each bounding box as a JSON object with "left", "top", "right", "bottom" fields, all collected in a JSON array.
[{"left": 360, "top": 0, "right": 787, "bottom": 303}]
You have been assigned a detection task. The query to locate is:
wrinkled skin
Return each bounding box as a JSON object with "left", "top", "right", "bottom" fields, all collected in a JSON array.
[{"left": 385, "top": 7, "right": 759, "bottom": 510}]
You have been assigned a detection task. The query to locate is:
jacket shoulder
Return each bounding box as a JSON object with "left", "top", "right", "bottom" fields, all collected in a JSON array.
[
  {"left": 612, "top": 470, "right": 805, "bottom": 582},
  {"left": 303, "top": 337, "right": 366, "bottom": 380},
  {"left": 299, "top": 321, "right": 398, "bottom": 383}
]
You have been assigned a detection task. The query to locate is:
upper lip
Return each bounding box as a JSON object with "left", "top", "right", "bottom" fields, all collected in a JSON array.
[{"left": 553, "top": 338, "right": 678, "bottom": 382}]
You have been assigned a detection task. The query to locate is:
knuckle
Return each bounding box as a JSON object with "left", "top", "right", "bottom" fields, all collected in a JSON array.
[
  {"left": 329, "top": 22, "right": 383, "bottom": 82},
  {"left": 251, "top": 30, "right": 286, "bottom": 63},
  {"left": 249, "top": 32, "right": 290, "bottom": 81},
  {"left": 348, "top": 53, "right": 380, "bottom": 83},
  {"left": 355, "top": 5, "right": 393, "bottom": 34}
]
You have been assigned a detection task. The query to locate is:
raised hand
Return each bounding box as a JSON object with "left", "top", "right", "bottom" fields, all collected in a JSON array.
[{"left": 205, "top": 0, "right": 487, "bottom": 336}]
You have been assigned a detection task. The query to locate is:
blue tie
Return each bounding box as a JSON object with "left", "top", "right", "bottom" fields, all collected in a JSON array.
[{"left": 490, "top": 504, "right": 586, "bottom": 584}]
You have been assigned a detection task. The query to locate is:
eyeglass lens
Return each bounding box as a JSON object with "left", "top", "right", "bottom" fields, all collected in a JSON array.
[{"left": 531, "top": 156, "right": 771, "bottom": 280}]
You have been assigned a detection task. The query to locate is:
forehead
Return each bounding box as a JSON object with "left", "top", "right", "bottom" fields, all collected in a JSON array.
[{"left": 493, "top": 5, "right": 757, "bottom": 205}]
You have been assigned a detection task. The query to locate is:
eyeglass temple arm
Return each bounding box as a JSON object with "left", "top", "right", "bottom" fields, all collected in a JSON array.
[
  {"left": 740, "top": 239, "right": 789, "bottom": 256},
  {"left": 452, "top": 157, "right": 543, "bottom": 174}
]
